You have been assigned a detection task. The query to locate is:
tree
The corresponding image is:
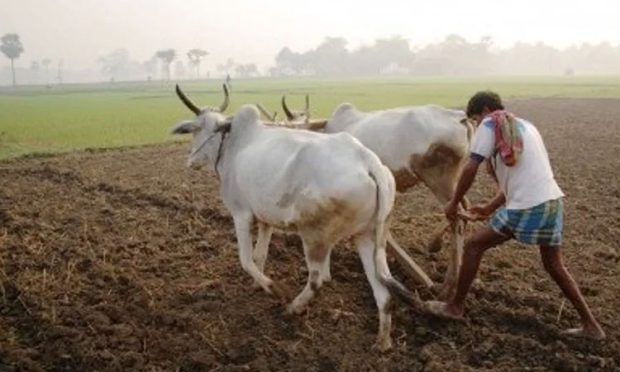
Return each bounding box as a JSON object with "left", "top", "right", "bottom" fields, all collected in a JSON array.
[
  {"left": 142, "top": 57, "right": 157, "bottom": 81},
  {"left": 1, "top": 33, "right": 25, "bottom": 87},
  {"left": 245, "top": 63, "right": 258, "bottom": 77},
  {"left": 498, "top": 42, "right": 560, "bottom": 74},
  {"left": 187, "top": 48, "right": 208, "bottom": 79},
  {"left": 275, "top": 47, "right": 303, "bottom": 75},
  {"left": 216, "top": 58, "right": 235, "bottom": 76},
  {"left": 97, "top": 49, "right": 130, "bottom": 81},
  {"left": 412, "top": 34, "right": 493, "bottom": 75},
  {"left": 234, "top": 63, "right": 258, "bottom": 78},
  {"left": 350, "top": 36, "right": 414, "bottom": 75},
  {"left": 56, "top": 59, "right": 64, "bottom": 85},
  {"left": 41, "top": 58, "right": 51, "bottom": 85},
  {"left": 235, "top": 65, "right": 246, "bottom": 78},
  {"left": 30, "top": 60, "right": 40, "bottom": 84},
  {"left": 154, "top": 49, "right": 176, "bottom": 81},
  {"left": 234, "top": 64, "right": 247, "bottom": 78},
  {"left": 174, "top": 60, "right": 186, "bottom": 79},
  {"left": 308, "top": 37, "right": 349, "bottom": 75}
]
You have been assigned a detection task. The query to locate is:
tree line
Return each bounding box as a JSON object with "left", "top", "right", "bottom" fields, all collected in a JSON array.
[
  {"left": 3, "top": 32, "right": 620, "bottom": 86},
  {"left": 271, "top": 35, "right": 620, "bottom": 76},
  {"left": 0, "top": 34, "right": 260, "bottom": 86},
  {"left": 96, "top": 48, "right": 258, "bottom": 83}
]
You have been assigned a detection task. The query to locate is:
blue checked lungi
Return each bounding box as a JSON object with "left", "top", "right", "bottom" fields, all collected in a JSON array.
[{"left": 489, "top": 198, "right": 564, "bottom": 246}]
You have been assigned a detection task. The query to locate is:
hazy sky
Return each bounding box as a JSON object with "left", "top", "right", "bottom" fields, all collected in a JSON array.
[{"left": 2, "top": 0, "right": 619, "bottom": 72}]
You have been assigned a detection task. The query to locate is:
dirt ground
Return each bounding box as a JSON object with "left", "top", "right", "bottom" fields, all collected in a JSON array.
[{"left": 0, "top": 98, "right": 619, "bottom": 371}]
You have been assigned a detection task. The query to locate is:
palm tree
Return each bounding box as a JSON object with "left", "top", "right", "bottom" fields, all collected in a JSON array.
[
  {"left": 154, "top": 49, "right": 176, "bottom": 81},
  {"left": 187, "top": 48, "right": 208, "bottom": 79},
  {"left": 1, "top": 33, "right": 25, "bottom": 87}
]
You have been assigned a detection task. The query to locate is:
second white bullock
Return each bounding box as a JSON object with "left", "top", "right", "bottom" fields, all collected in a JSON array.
[
  {"left": 171, "top": 86, "right": 420, "bottom": 351},
  {"left": 280, "top": 97, "right": 475, "bottom": 299}
]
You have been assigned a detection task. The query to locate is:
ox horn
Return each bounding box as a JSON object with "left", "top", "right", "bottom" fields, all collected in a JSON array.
[
  {"left": 256, "top": 103, "right": 277, "bottom": 121},
  {"left": 304, "top": 94, "right": 311, "bottom": 125},
  {"left": 175, "top": 84, "right": 201, "bottom": 115},
  {"left": 281, "top": 95, "right": 295, "bottom": 121},
  {"left": 218, "top": 84, "right": 230, "bottom": 113}
]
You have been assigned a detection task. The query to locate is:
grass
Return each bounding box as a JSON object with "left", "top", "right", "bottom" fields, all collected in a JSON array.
[{"left": 1, "top": 76, "right": 620, "bottom": 160}]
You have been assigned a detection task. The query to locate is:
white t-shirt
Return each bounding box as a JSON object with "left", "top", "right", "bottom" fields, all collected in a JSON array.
[{"left": 470, "top": 116, "right": 564, "bottom": 210}]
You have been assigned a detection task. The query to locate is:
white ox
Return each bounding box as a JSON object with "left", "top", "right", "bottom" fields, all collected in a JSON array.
[
  {"left": 279, "top": 97, "right": 474, "bottom": 300},
  {"left": 171, "top": 86, "right": 419, "bottom": 351}
]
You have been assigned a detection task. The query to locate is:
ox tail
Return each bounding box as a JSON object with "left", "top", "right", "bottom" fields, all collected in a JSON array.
[
  {"left": 368, "top": 164, "right": 424, "bottom": 311},
  {"left": 460, "top": 118, "right": 475, "bottom": 143},
  {"left": 458, "top": 119, "right": 474, "bottom": 210},
  {"left": 459, "top": 117, "right": 472, "bottom": 210}
]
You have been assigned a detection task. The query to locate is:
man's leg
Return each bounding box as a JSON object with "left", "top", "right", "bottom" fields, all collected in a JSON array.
[
  {"left": 539, "top": 245, "right": 606, "bottom": 339},
  {"left": 426, "top": 226, "right": 510, "bottom": 319}
]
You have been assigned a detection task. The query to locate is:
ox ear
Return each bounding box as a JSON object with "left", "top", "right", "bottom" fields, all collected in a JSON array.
[
  {"left": 171, "top": 120, "right": 201, "bottom": 135},
  {"left": 214, "top": 121, "right": 232, "bottom": 133}
]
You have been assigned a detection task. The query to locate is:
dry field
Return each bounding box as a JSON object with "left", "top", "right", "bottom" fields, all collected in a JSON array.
[{"left": 0, "top": 98, "right": 619, "bottom": 371}]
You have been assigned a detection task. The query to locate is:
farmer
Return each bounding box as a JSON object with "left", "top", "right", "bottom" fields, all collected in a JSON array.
[{"left": 425, "top": 91, "right": 606, "bottom": 340}]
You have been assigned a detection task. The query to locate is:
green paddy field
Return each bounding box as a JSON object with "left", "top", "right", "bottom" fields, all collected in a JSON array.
[{"left": 1, "top": 76, "right": 620, "bottom": 159}]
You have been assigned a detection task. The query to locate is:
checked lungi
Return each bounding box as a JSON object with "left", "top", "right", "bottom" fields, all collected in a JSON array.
[{"left": 490, "top": 198, "right": 564, "bottom": 246}]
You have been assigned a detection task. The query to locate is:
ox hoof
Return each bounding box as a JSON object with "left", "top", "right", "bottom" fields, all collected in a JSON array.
[
  {"left": 428, "top": 235, "right": 443, "bottom": 253},
  {"left": 561, "top": 326, "right": 606, "bottom": 340},
  {"left": 269, "top": 281, "right": 292, "bottom": 302},
  {"left": 436, "top": 283, "right": 455, "bottom": 301},
  {"left": 285, "top": 303, "right": 307, "bottom": 315},
  {"left": 372, "top": 337, "right": 393, "bottom": 353},
  {"left": 424, "top": 300, "right": 465, "bottom": 322}
]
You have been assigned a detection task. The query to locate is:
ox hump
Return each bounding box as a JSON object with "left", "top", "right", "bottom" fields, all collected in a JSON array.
[
  {"left": 232, "top": 105, "right": 261, "bottom": 128},
  {"left": 332, "top": 102, "right": 357, "bottom": 116}
]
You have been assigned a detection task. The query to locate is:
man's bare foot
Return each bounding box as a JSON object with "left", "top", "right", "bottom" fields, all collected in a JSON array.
[
  {"left": 562, "top": 324, "right": 606, "bottom": 340},
  {"left": 424, "top": 300, "right": 465, "bottom": 322}
]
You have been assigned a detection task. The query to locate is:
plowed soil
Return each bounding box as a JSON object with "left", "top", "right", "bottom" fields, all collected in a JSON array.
[{"left": 1, "top": 98, "right": 619, "bottom": 371}]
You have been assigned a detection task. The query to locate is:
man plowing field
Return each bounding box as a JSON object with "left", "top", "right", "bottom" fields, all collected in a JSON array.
[{"left": 425, "top": 91, "right": 606, "bottom": 341}]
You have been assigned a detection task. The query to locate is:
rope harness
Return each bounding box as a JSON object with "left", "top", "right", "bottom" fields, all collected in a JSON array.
[{"left": 190, "top": 126, "right": 230, "bottom": 180}]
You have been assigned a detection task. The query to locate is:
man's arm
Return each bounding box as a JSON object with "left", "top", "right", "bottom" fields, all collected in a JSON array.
[
  {"left": 445, "top": 120, "right": 494, "bottom": 221},
  {"left": 468, "top": 189, "right": 506, "bottom": 219},
  {"left": 445, "top": 158, "right": 481, "bottom": 220},
  {"left": 486, "top": 190, "right": 506, "bottom": 212}
]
